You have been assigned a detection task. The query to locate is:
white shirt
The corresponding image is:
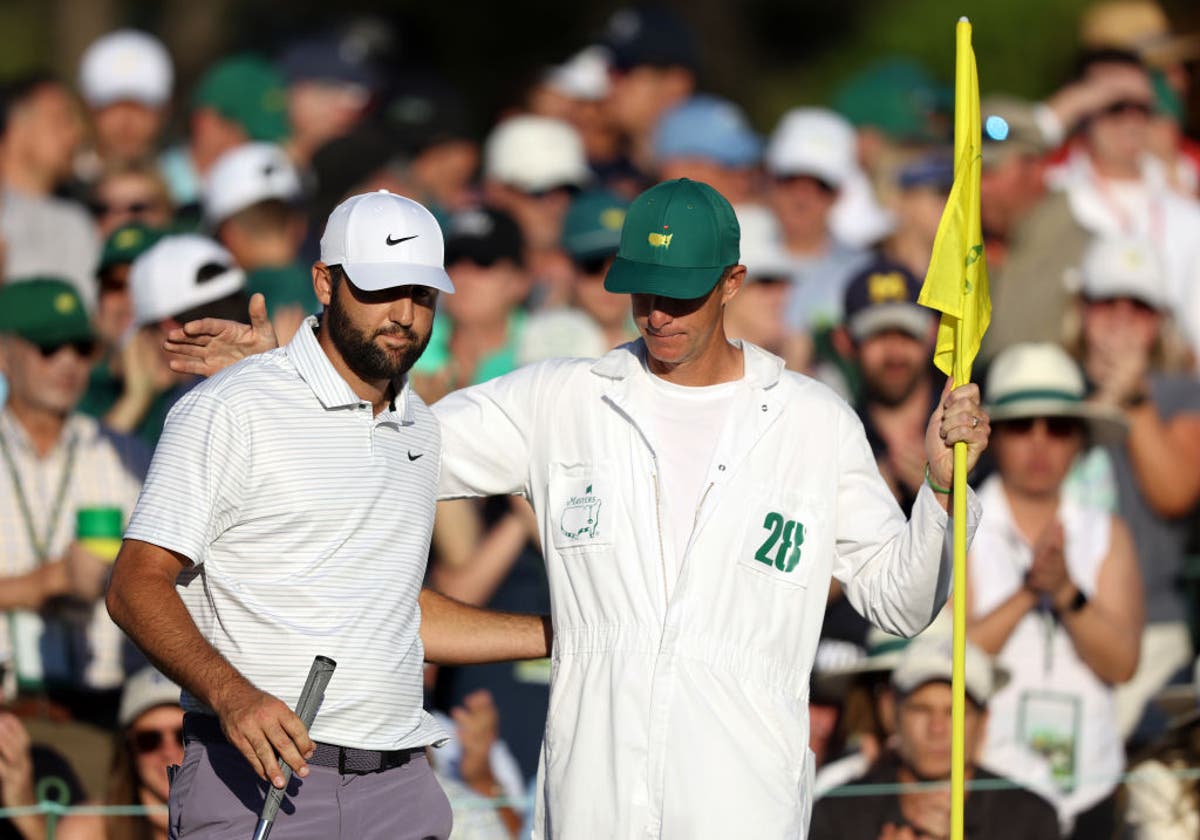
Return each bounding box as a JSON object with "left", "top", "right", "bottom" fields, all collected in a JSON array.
[
  {"left": 644, "top": 370, "right": 740, "bottom": 596},
  {"left": 0, "top": 410, "right": 146, "bottom": 692},
  {"left": 126, "top": 319, "right": 445, "bottom": 750},
  {"left": 969, "top": 476, "right": 1124, "bottom": 821},
  {"left": 434, "top": 339, "right": 980, "bottom": 839}
]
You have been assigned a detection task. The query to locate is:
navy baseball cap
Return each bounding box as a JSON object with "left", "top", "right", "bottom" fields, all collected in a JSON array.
[
  {"left": 843, "top": 259, "right": 934, "bottom": 341},
  {"left": 601, "top": 6, "right": 700, "bottom": 72},
  {"left": 897, "top": 151, "right": 954, "bottom": 191}
]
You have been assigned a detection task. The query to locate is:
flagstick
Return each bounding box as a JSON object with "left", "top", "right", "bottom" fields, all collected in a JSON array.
[{"left": 950, "top": 19, "right": 971, "bottom": 840}]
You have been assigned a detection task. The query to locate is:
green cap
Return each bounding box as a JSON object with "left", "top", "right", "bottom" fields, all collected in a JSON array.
[
  {"left": 562, "top": 190, "right": 629, "bottom": 260},
  {"left": 193, "top": 56, "right": 290, "bottom": 142},
  {"left": 832, "top": 58, "right": 951, "bottom": 142},
  {"left": 603, "top": 178, "right": 739, "bottom": 299},
  {"left": 0, "top": 278, "right": 94, "bottom": 347},
  {"left": 245, "top": 263, "right": 319, "bottom": 317},
  {"left": 98, "top": 222, "right": 165, "bottom": 274}
]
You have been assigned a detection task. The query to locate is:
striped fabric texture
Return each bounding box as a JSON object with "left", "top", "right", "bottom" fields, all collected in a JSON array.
[{"left": 126, "top": 318, "right": 445, "bottom": 750}]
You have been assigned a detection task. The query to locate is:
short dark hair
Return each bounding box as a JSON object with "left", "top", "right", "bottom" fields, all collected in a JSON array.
[
  {"left": 1073, "top": 47, "right": 1145, "bottom": 80},
  {"left": 174, "top": 290, "right": 252, "bottom": 325},
  {"left": 0, "top": 71, "right": 60, "bottom": 136}
]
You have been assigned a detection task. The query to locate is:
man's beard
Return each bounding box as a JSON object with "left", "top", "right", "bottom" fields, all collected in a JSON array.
[
  {"left": 863, "top": 359, "right": 925, "bottom": 408},
  {"left": 325, "top": 288, "right": 431, "bottom": 383}
]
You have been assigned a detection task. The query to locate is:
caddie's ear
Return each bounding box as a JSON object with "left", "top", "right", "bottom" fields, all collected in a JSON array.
[
  {"left": 313, "top": 262, "right": 334, "bottom": 307},
  {"left": 720, "top": 264, "right": 747, "bottom": 306}
]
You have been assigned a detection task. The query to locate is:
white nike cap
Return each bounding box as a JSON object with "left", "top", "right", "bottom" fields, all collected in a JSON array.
[
  {"left": 130, "top": 235, "right": 246, "bottom": 326},
  {"left": 204, "top": 142, "right": 302, "bottom": 226},
  {"left": 78, "top": 30, "right": 173, "bottom": 108},
  {"left": 320, "top": 190, "right": 455, "bottom": 294}
]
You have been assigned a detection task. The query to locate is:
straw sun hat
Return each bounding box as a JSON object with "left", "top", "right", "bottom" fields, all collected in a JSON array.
[{"left": 984, "top": 343, "right": 1127, "bottom": 446}]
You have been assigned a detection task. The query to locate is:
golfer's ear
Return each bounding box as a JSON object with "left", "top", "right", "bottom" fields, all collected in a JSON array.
[{"left": 721, "top": 265, "right": 747, "bottom": 305}]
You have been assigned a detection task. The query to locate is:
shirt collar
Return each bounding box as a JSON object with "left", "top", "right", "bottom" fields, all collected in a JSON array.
[
  {"left": 0, "top": 407, "right": 93, "bottom": 457},
  {"left": 286, "top": 316, "right": 414, "bottom": 423}
]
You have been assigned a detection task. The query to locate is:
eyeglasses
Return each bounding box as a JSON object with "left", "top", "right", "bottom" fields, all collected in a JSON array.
[
  {"left": 36, "top": 339, "right": 97, "bottom": 359},
  {"left": 129, "top": 727, "right": 184, "bottom": 754},
  {"left": 996, "top": 416, "right": 1084, "bottom": 438}
]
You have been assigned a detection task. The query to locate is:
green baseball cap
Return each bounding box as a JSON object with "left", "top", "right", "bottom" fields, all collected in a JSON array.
[
  {"left": 98, "top": 222, "right": 165, "bottom": 274},
  {"left": 0, "top": 278, "right": 95, "bottom": 347},
  {"left": 245, "top": 263, "right": 319, "bottom": 317},
  {"left": 562, "top": 190, "right": 629, "bottom": 260},
  {"left": 193, "top": 56, "right": 290, "bottom": 142},
  {"left": 603, "top": 178, "right": 740, "bottom": 299}
]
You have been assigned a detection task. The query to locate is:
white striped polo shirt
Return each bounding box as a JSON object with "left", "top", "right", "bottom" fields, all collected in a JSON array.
[{"left": 125, "top": 317, "right": 445, "bottom": 750}]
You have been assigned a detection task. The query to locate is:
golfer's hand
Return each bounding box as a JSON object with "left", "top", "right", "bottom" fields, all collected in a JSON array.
[
  {"left": 925, "top": 378, "right": 990, "bottom": 490},
  {"left": 164, "top": 293, "right": 280, "bottom": 378},
  {"left": 213, "top": 681, "right": 314, "bottom": 789}
]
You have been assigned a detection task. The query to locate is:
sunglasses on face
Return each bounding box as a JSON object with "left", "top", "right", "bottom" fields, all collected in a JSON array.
[
  {"left": 1099, "top": 100, "right": 1152, "bottom": 118},
  {"left": 90, "top": 199, "right": 162, "bottom": 218},
  {"left": 1085, "top": 295, "right": 1158, "bottom": 315},
  {"left": 129, "top": 726, "right": 184, "bottom": 754},
  {"left": 996, "top": 416, "right": 1084, "bottom": 438},
  {"left": 36, "top": 339, "right": 97, "bottom": 359}
]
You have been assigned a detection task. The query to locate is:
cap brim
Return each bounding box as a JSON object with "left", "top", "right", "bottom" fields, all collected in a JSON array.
[
  {"left": 603, "top": 257, "right": 724, "bottom": 298},
  {"left": 343, "top": 262, "right": 456, "bottom": 294},
  {"left": 848, "top": 305, "right": 933, "bottom": 342},
  {"left": 986, "top": 400, "right": 1128, "bottom": 447}
]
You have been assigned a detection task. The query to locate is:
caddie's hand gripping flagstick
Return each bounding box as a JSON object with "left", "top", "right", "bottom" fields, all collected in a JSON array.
[{"left": 251, "top": 655, "right": 337, "bottom": 840}]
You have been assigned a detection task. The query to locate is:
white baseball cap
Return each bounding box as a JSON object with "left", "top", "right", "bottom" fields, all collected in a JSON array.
[
  {"left": 765, "top": 107, "right": 857, "bottom": 188},
  {"left": 320, "top": 190, "right": 454, "bottom": 293},
  {"left": 204, "top": 142, "right": 302, "bottom": 225},
  {"left": 734, "top": 204, "right": 794, "bottom": 280},
  {"left": 78, "top": 30, "right": 173, "bottom": 108},
  {"left": 484, "top": 115, "right": 590, "bottom": 193},
  {"left": 543, "top": 46, "right": 611, "bottom": 102},
  {"left": 118, "top": 667, "right": 181, "bottom": 728},
  {"left": 1079, "top": 235, "right": 1170, "bottom": 310},
  {"left": 130, "top": 235, "right": 246, "bottom": 326},
  {"left": 891, "top": 634, "right": 1010, "bottom": 707}
]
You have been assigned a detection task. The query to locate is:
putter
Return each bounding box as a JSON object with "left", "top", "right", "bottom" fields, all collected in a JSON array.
[{"left": 251, "top": 655, "right": 337, "bottom": 840}]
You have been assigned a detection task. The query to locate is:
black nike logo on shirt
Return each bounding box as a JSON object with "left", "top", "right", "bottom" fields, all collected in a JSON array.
[
  {"left": 387, "top": 234, "right": 418, "bottom": 246},
  {"left": 408, "top": 451, "right": 423, "bottom": 461}
]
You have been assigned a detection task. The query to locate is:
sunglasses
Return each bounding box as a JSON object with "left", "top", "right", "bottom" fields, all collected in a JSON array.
[
  {"left": 129, "top": 727, "right": 184, "bottom": 754},
  {"left": 36, "top": 339, "right": 97, "bottom": 359},
  {"left": 1084, "top": 295, "right": 1158, "bottom": 315},
  {"left": 996, "top": 416, "right": 1084, "bottom": 438},
  {"left": 1099, "top": 100, "right": 1152, "bottom": 118},
  {"left": 573, "top": 255, "right": 613, "bottom": 276},
  {"left": 90, "top": 199, "right": 162, "bottom": 218}
]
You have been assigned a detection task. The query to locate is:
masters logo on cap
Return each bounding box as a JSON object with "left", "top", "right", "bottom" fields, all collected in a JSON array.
[{"left": 603, "top": 178, "right": 740, "bottom": 299}]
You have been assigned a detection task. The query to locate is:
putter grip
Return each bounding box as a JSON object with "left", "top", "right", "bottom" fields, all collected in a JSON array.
[{"left": 258, "top": 656, "right": 337, "bottom": 825}]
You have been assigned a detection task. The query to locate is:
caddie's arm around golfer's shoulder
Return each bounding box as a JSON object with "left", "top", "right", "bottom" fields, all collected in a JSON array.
[{"left": 419, "top": 587, "right": 552, "bottom": 665}]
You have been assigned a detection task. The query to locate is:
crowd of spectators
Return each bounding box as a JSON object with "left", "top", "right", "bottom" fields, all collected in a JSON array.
[{"left": 0, "top": 1, "right": 1198, "bottom": 838}]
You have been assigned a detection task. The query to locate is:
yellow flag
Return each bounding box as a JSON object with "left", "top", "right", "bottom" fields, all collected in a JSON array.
[{"left": 918, "top": 18, "right": 990, "bottom": 385}]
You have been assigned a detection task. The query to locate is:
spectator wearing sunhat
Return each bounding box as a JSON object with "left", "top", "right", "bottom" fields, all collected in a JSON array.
[
  {"left": 969, "top": 341, "right": 1141, "bottom": 839},
  {"left": 482, "top": 115, "right": 589, "bottom": 308},
  {"left": 204, "top": 142, "right": 316, "bottom": 343},
  {"left": 652, "top": 95, "right": 761, "bottom": 206},
  {"left": 765, "top": 108, "right": 872, "bottom": 351},
  {"left": 0, "top": 279, "right": 147, "bottom": 721},
  {"left": 1064, "top": 236, "right": 1200, "bottom": 745},
  {"left": 158, "top": 56, "right": 290, "bottom": 214},
  {"left": 76, "top": 30, "right": 173, "bottom": 172},
  {"left": 811, "top": 635, "right": 1060, "bottom": 840},
  {"left": 109, "top": 235, "right": 248, "bottom": 446}
]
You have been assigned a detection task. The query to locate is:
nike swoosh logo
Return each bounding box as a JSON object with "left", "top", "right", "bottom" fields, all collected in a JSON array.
[
  {"left": 387, "top": 234, "right": 418, "bottom": 246},
  {"left": 408, "top": 451, "right": 423, "bottom": 461}
]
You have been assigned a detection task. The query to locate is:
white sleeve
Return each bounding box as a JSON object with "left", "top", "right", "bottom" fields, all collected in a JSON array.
[
  {"left": 431, "top": 363, "right": 545, "bottom": 500},
  {"left": 831, "top": 409, "right": 981, "bottom": 638},
  {"left": 124, "top": 391, "right": 249, "bottom": 565}
]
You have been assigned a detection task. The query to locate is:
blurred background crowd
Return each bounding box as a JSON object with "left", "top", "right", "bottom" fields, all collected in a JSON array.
[{"left": 0, "top": 0, "right": 1199, "bottom": 838}]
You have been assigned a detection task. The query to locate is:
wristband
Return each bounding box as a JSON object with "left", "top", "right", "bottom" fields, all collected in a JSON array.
[{"left": 924, "top": 464, "right": 952, "bottom": 495}]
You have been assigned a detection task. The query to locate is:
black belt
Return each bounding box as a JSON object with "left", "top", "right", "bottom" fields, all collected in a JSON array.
[{"left": 183, "top": 712, "right": 423, "bottom": 774}]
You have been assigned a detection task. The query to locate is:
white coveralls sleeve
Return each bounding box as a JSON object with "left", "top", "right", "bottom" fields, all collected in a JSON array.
[
  {"left": 831, "top": 409, "right": 982, "bottom": 638},
  {"left": 432, "top": 362, "right": 544, "bottom": 500}
]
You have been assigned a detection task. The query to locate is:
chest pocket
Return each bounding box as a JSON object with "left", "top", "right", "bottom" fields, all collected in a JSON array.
[
  {"left": 547, "top": 460, "right": 615, "bottom": 554},
  {"left": 737, "top": 491, "right": 827, "bottom": 589}
]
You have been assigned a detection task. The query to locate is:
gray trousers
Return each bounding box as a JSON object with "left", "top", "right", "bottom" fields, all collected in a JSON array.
[{"left": 168, "top": 738, "right": 453, "bottom": 840}]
